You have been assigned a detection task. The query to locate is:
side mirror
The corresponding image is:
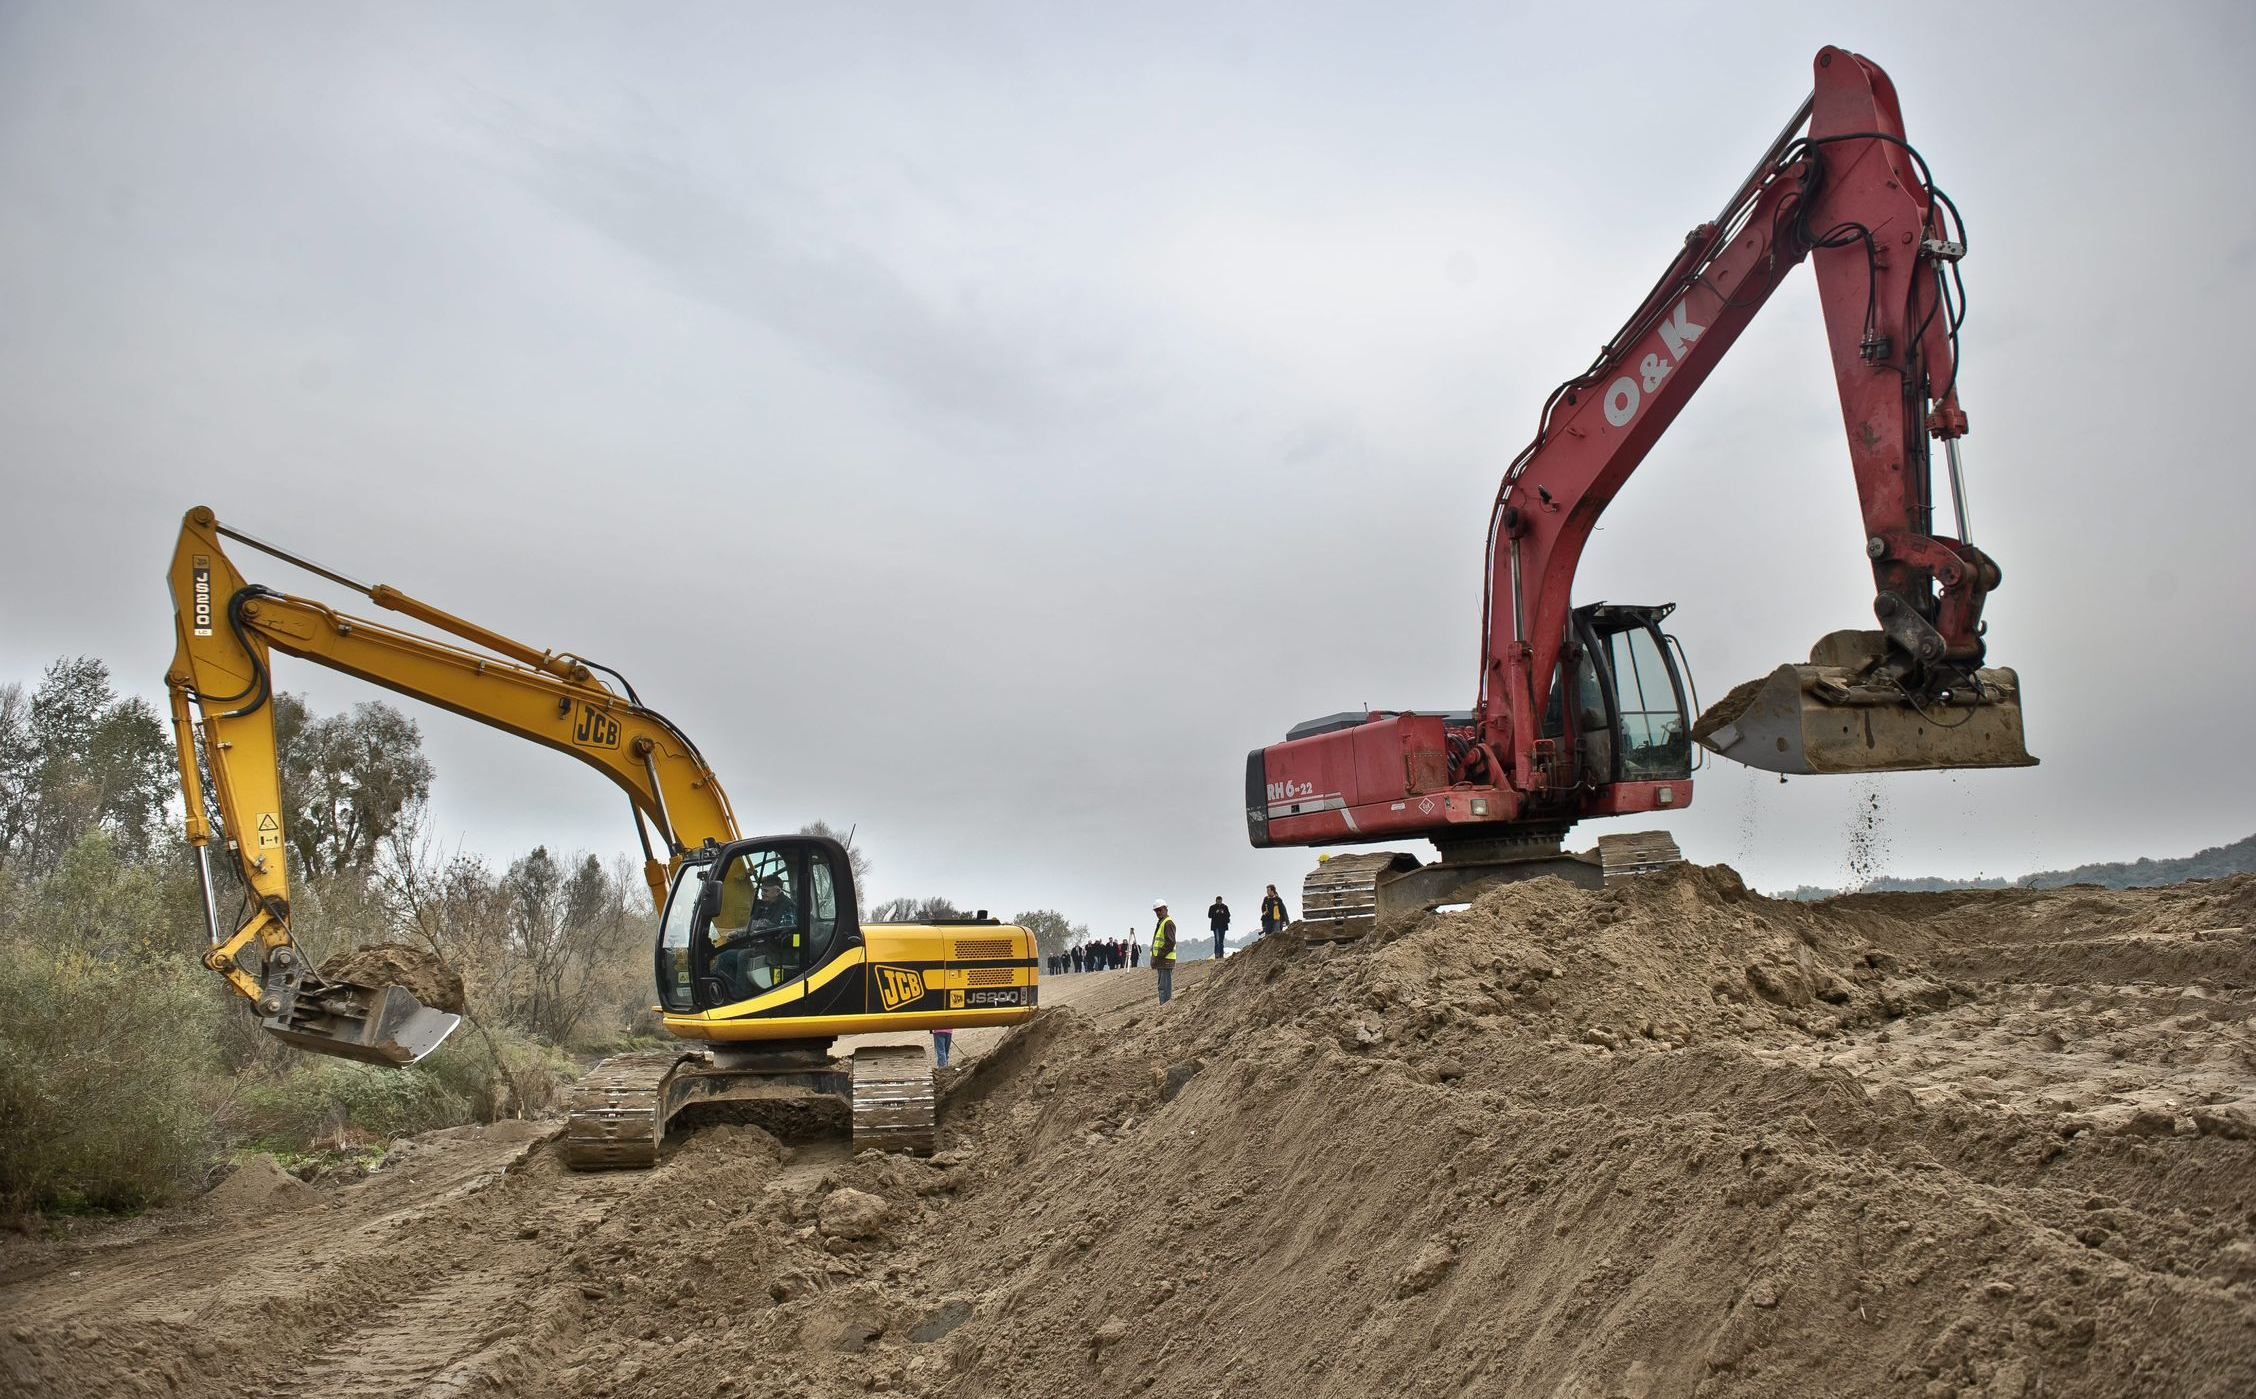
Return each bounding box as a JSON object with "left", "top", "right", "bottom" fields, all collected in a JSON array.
[{"left": 695, "top": 875, "right": 721, "bottom": 921}]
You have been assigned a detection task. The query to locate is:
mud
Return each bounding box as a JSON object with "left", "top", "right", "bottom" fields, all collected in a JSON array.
[
  {"left": 319, "top": 941, "right": 468, "bottom": 1015},
  {"left": 5, "top": 868, "right": 2252, "bottom": 1398}
]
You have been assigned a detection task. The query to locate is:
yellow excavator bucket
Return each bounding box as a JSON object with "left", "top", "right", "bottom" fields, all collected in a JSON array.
[
  {"left": 258, "top": 969, "right": 461, "bottom": 1067},
  {"left": 1694, "top": 632, "right": 2036, "bottom": 776}
]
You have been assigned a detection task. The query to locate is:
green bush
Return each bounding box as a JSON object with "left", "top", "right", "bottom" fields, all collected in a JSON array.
[
  {"left": 225, "top": 1020, "right": 579, "bottom": 1151},
  {"left": 231, "top": 1057, "right": 474, "bottom": 1149},
  {"left": 0, "top": 942, "right": 221, "bottom": 1213}
]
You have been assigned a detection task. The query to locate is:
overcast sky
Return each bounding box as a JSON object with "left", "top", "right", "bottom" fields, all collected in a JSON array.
[{"left": 3, "top": 2, "right": 2252, "bottom": 930}]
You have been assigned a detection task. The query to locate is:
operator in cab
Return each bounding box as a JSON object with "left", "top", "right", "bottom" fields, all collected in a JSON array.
[{"left": 713, "top": 871, "right": 801, "bottom": 999}]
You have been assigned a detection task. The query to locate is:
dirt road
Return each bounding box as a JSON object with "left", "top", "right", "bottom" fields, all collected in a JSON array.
[{"left": 4, "top": 874, "right": 2250, "bottom": 1398}]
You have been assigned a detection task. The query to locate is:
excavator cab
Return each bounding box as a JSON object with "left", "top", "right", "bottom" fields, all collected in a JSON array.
[
  {"left": 657, "top": 835, "right": 860, "bottom": 1013},
  {"left": 1554, "top": 603, "right": 1695, "bottom": 789}
]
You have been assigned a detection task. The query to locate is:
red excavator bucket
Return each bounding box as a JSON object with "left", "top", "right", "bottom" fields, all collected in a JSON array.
[{"left": 1694, "top": 631, "right": 2036, "bottom": 776}]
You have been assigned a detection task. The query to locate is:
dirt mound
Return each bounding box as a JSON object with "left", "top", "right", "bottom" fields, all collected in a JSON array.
[
  {"left": 198, "top": 1154, "right": 314, "bottom": 1217},
  {"left": 6, "top": 866, "right": 2251, "bottom": 1399},
  {"left": 319, "top": 941, "right": 467, "bottom": 1014},
  {"left": 908, "top": 865, "right": 2256, "bottom": 1398}
]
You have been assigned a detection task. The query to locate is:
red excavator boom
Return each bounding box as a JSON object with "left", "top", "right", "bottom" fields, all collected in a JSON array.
[{"left": 1248, "top": 47, "right": 2033, "bottom": 930}]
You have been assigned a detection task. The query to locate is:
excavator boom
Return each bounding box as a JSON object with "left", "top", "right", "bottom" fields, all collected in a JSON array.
[{"left": 166, "top": 505, "right": 736, "bottom": 1064}]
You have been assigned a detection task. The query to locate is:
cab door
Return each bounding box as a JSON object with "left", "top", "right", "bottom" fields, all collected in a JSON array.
[{"left": 1574, "top": 603, "right": 1694, "bottom": 784}]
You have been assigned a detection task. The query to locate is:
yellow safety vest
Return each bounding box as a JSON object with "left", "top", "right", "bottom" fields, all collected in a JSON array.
[{"left": 1150, "top": 916, "right": 1175, "bottom": 962}]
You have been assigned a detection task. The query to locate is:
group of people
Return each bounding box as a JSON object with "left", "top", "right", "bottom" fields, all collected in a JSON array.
[
  {"left": 939, "top": 883, "right": 1293, "bottom": 1064},
  {"left": 1047, "top": 937, "right": 1141, "bottom": 976},
  {"left": 1038, "top": 884, "right": 1293, "bottom": 1007}
]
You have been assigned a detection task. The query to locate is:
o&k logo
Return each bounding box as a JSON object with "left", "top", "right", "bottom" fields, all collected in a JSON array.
[
  {"left": 873, "top": 964, "right": 925, "bottom": 1011},
  {"left": 1602, "top": 298, "right": 1706, "bottom": 430}
]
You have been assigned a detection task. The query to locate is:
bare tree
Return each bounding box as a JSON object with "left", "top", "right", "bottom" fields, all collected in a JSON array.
[
  {"left": 275, "top": 694, "right": 434, "bottom": 880},
  {"left": 1, "top": 660, "right": 172, "bottom": 877},
  {"left": 372, "top": 824, "right": 527, "bottom": 1115},
  {"left": 866, "top": 895, "right": 967, "bottom": 923},
  {"left": 1011, "top": 909, "right": 1084, "bottom": 962},
  {"left": 797, "top": 820, "right": 871, "bottom": 890}
]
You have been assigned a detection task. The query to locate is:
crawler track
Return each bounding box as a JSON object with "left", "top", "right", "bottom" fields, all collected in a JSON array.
[
  {"left": 562, "top": 1050, "right": 690, "bottom": 1170},
  {"left": 849, "top": 1045, "right": 936, "bottom": 1155}
]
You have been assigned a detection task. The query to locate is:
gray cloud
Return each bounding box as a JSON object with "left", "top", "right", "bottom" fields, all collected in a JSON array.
[{"left": 2, "top": 1, "right": 2251, "bottom": 932}]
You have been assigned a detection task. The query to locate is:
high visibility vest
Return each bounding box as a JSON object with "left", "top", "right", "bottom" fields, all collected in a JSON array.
[{"left": 1151, "top": 916, "right": 1175, "bottom": 961}]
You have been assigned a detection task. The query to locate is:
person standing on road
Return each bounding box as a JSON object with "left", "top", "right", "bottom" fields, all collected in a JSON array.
[
  {"left": 1129, "top": 931, "right": 1140, "bottom": 969},
  {"left": 931, "top": 1026, "right": 954, "bottom": 1068},
  {"left": 1260, "top": 884, "right": 1288, "bottom": 937},
  {"left": 1150, "top": 900, "right": 1178, "bottom": 1003},
  {"left": 1071, "top": 943, "right": 1084, "bottom": 974},
  {"left": 1208, "top": 896, "right": 1231, "bottom": 961}
]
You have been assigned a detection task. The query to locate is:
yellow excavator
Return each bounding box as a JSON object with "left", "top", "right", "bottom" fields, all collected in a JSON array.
[{"left": 165, "top": 505, "right": 1038, "bottom": 1167}]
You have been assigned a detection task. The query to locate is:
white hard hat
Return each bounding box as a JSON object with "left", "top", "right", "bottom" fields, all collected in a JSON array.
[{"left": 1152, "top": 898, "right": 1167, "bottom": 909}]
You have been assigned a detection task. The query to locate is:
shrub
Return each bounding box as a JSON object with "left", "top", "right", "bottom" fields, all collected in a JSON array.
[
  {"left": 0, "top": 942, "right": 221, "bottom": 1213},
  {"left": 224, "top": 1020, "right": 579, "bottom": 1151}
]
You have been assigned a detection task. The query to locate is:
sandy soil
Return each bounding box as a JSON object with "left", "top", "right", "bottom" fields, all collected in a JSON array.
[
  {"left": 4, "top": 871, "right": 2250, "bottom": 1398},
  {"left": 320, "top": 943, "right": 469, "bottom": 1015}
]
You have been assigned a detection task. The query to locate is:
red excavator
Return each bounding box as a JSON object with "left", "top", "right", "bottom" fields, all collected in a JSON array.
[{"left": 1248, "top": 47, "right": 2035, "bottom": 932}]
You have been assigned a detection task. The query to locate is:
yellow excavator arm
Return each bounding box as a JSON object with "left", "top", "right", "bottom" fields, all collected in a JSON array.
[{"left": 164, "top": 505, "right": 739, "bottom": 1064}]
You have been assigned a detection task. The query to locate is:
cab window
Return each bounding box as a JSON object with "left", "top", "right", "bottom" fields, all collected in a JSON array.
[
  {"left": 707, "top": 847, "right": 805, "bottom": 1003},
  {"left": 1606, "top": 625, "right": 1690, "bottom": 779}
]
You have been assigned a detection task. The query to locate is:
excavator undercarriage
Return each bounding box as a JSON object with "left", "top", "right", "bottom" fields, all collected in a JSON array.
[
  {"left": 563, "top": 1043, "right": 939, "bottom": 1170},
  {"left": 1299, "top": 830, "right": 1684, "bottom": 940}
]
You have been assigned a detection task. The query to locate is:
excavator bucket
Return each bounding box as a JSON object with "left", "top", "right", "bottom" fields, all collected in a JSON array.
[
  {"left": 1694, "top": 631, "right": 2036, "bottom": 776},
  {"left": 261, "top": 980, "right": 461, "bottom": 1067}
]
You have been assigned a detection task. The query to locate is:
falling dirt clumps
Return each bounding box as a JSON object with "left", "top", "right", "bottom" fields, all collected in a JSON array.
[{"left": 319, "top": 941, "right": 467, "bottom": 1014}]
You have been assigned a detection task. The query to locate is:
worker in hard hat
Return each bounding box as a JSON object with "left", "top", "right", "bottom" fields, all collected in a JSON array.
[{"left": 1150, "top": 899, "right": 1178, "bottom": 1004}]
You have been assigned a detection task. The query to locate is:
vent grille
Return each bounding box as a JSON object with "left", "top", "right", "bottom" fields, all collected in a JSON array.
[
  {"left": 952, "top": 938, "right": 1014, "bottom": 960},
  {"left": 965, "top": 967, "right": 1016, "bottom": 987}
]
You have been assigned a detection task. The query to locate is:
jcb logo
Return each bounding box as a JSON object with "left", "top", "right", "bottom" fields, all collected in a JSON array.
[
  {"left": 873, "top": 964, "right": 925, "bottom": 1012},
  {"left": 572, "top": 703, "right": 620, "bottom": 750}
]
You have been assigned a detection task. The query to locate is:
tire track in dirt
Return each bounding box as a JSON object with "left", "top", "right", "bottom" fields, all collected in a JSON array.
[{"left": 244, "top": 1246, "right": 544, "bottom": 1399}]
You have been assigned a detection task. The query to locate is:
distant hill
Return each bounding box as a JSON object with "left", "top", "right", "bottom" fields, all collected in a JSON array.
[{"left": 1780, "top": 833, "right": 2256, "bottom": 900}]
